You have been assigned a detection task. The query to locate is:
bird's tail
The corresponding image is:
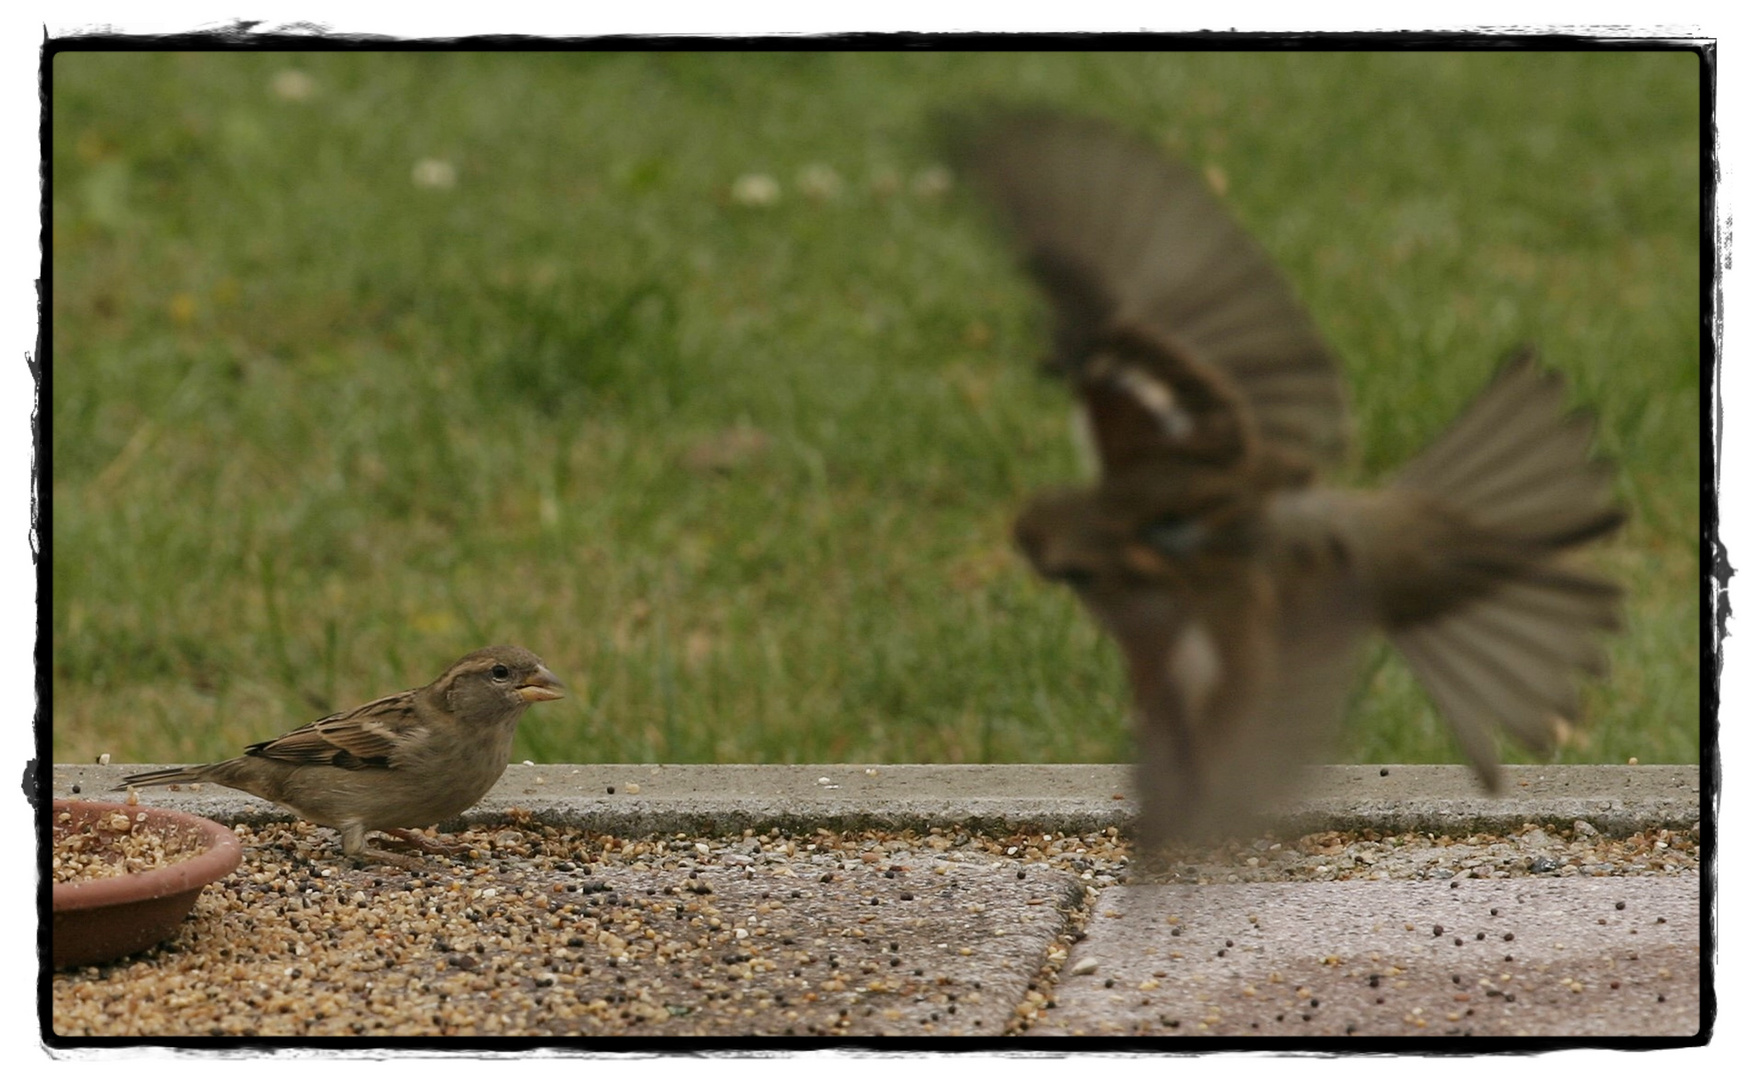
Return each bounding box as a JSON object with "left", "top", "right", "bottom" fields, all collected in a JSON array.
[
  {"left": 112, "top": 766, "right": 207, "bottom": 792},
  {"left": 1386, "top": 349, "right": 1624, "bottom": 790}
]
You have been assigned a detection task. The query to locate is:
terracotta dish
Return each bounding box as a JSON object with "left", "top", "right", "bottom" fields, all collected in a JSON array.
[{"left": 51, "top": 798, "right": 241, "bottom": 968}]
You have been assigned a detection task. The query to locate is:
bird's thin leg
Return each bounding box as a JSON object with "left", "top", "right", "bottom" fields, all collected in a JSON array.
[{"left": 336, "top": 820, "right": 429, "bottom": 870}]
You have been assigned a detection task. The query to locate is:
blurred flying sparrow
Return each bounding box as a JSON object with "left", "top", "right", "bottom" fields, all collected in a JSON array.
[
  {"left": 946, "top": 110, "right": 1623, "bottom": 847},
  {"left": 118, "top": 646, "right": 564, "bottom": 867}
]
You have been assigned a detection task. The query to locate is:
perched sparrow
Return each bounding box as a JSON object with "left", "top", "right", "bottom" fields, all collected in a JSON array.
[
  {"left": 117, "top": 646, "right": 564, "bottom": 866},
  {"left": 946, "top": 110, "right": 1623, "bottom": 847}
]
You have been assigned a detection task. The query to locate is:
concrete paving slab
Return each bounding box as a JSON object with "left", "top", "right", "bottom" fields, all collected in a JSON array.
[{"left": 1036, "top": 876, "right": 1702, "bottom": 1038}]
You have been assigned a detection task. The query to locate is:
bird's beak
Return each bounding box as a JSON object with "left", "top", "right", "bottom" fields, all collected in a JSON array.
[{"left": 516, "top": 665, "right": 566, "bottom": 703}]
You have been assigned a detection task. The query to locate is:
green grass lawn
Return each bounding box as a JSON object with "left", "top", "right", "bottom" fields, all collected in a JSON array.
[{"left": 50, "top": 49, "right": 1702, "bottom": 772}]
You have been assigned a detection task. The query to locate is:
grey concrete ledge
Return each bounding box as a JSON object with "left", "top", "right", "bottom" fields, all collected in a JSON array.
[{"left": 51, "top": 763, "right": 1703, "bottom": 838}]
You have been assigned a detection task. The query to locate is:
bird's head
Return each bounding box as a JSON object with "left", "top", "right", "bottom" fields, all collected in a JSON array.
[{"left": 440, "top": 646, "right": 565, "bottom": 726}]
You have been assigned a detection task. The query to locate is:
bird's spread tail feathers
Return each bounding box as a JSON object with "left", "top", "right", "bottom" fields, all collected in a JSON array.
[{"left": 1387, "top": 351, "right": 1623, "bottom": 788}]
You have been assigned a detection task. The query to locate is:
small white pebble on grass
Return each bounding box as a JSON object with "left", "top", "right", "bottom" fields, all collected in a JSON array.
[
  {"left": 271, "top": 70, "right": 315, "bottom": 101},
  {"left": 731, "top": 173, "right": 780, "bottom": 206},
  {"left": 97, "top": 753, "right": 110, "bottom": 766},
  {"left": 411, "top": 159, "right": 457, "bottom": 189}
]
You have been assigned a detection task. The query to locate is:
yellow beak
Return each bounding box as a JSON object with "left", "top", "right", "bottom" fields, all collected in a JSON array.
[{"left": 516, "top": 665, "right": 565, "bottom": 703}]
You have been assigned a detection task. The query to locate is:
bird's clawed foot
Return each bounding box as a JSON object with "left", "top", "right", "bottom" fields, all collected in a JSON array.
[
  {"left": 344, "top": 828, "right": 467, "bottom": 870},
  {"left": 356, "top": 846, "right": 427, "bottom": 871},
  {"left": 380, "top": 827, "right": 467, "bottom": 857}
]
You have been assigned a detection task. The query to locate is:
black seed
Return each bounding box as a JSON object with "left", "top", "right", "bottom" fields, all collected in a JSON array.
[
  {"left": 606, "top": 786, "right": 615, "bottom": 794},
  {"left": 1504, "top": 932, "right": 1515, "bottom": 941},
  {"left": 1433, "top": 925, "right": 1444, "bottom": 936},
  {"left": 1615, "top": 901, "right": 1626, "bottom": 910}
]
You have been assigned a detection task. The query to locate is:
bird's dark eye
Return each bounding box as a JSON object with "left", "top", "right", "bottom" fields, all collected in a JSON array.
[
  {"left": 490, "top": 663, "right": 512, "bottom": 681},
  {"left": 1143, "top": 514, "right": 1205, "bottom": 556}
]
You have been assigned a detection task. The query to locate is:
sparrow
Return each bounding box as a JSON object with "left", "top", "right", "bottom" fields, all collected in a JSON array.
[
  {"left": 945, "top": 109, "right": 1623, "bottom": 847},
  {"left": 116, "top": 646, "right": 565, "bottom": 867}
]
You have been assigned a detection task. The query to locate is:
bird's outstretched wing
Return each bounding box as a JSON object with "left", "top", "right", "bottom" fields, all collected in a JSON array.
[{"left": 944, "top": 108, "right": 1349, "bottom": 477}]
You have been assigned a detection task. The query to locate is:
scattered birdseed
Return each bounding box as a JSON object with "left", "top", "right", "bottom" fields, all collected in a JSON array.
[
  {"left": 51, "top": 819, "right": 1117, "bottom": 1037},
  {"left": 49, "top": 821, "right": 1697, "bottom": 1038}
]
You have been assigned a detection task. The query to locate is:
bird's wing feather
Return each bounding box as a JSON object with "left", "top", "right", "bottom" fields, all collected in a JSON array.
[
  {"left": 945, "top": 108, "right": 1348, "bottom": 472},
  {"left": 244, "top": 691, "right": 427, "bottom": 770}
]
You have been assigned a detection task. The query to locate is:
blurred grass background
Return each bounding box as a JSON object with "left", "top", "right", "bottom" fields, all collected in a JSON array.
[{"left": 50, "top": 50, "right": 1701, "bottom": 771}]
